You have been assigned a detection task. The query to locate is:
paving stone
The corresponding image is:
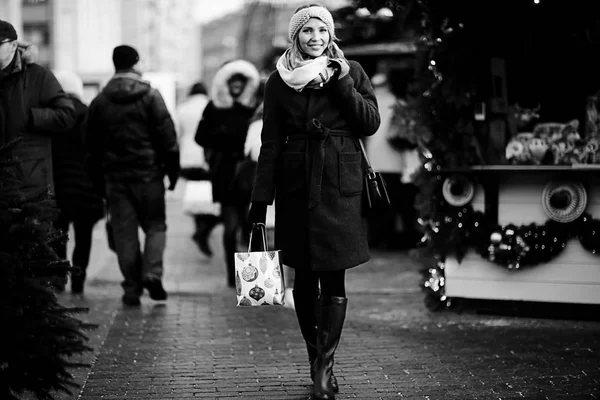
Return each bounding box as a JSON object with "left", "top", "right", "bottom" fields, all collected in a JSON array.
[{"left": 27, "top": 193, "right": 600, "bottom": 400}]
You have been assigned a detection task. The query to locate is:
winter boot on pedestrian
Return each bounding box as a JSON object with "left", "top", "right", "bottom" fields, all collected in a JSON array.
[
  {"left": 70, "top": 267, "right": 86, "bottom": 294},
  {"left": 193, "top": 214, "right": 219, "bottom": 257},
  {"left": 293, "top": 290, "right": 339, "bottom": 392},
  {"left": 313, "top": 296, "right": 347, "bottom": 400}
]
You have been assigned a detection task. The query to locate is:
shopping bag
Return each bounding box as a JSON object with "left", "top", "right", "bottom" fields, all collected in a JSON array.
[
  {"left": 182, "top": 180, "right": 220, "bottom": 216},
  {"left": 234, "top": 223, "right": 285, "bottom": 306}
]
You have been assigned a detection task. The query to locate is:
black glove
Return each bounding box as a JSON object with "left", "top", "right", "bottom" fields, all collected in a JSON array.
[
  {"left": 167, "top": 171, "right": 179, "bottom": 191},
  {"left": 165, "top": 151, "right": 181, "bottom": 191},
  {"left": 247, "top": 201, "right": 268, "bottom": 227}
]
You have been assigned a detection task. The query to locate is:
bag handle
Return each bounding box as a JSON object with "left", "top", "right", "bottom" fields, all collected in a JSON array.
[
  {"left": 358, "top": 138, "right": 376, "bottom": 177},
  {"left": 248, "top": 222, "right": 268, "bottom": 252}
]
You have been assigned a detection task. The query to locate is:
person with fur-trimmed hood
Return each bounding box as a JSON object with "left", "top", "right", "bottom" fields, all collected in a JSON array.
[
  {"left": 86, "top": 45, "right": 180, "bottom": 307},
  {"left": 0, "top": 19, "right": 76, "bottom": 199},
  {"left": 194, "top": 59, "right": 260, "bottom": 288}
]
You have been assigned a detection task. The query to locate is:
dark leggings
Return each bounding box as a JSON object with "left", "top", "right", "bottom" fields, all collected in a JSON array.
[
  {"left": 222, "top": 204, "right": 250, "bottom": 283},
  {"left": 54, "top": 214, "right": 97, "bottom": 272},
  {"left": 294, "top": 268, "right": 346, "bottom": 298}
]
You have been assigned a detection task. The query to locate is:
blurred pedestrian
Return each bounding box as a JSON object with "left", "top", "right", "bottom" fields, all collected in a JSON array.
[
  {"left": 86, "top": 45, "right": 180, "bottom": 307},
  {"left": 195, "top": 59, "right": 260, "bottom": 288},
  {"left": 51, "top": 70, "right": 104, "bottom": 294},
  {"left": 176, "top": 81, "right": 220, "bottom": 257},
  {"left": 247, "top": 4, "right": 380, "bottom": 399},
  {"left": 0, "top": 19, "right": 75, "bottom": 199}
]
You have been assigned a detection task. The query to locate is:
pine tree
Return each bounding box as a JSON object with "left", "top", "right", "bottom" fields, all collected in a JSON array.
[{"left": 0, "top": 139, "right": 96, "bottom": 400}]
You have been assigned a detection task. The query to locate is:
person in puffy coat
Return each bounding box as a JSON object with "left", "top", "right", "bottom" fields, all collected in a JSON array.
[
  {"left": 195, "top": 59, "right": 261, "bottom": 288},
  {"left": 86, "top": 45, "right": 180, "bottom": 307},
  {"left": 0, "top": 20, "right": 76, "bottom": 200},
  {"left": 51, "top": 70, "right": 104, "bottom": 294},
  {"left": 246, "top": 5, "right": 380, "bottom": 399}
]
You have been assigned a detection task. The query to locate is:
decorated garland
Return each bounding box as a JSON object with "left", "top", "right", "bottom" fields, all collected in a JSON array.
[{"left": 419, "top": 173, "right": 600, "bottom": 310}]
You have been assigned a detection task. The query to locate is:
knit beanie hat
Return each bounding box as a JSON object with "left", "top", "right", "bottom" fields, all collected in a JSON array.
[
  {"left": 53, "top": 70, "right": 84, "bottom": 100},
  {"left": 0, "top": 20, "right": 18, "bottom": 42},
  {"left": 288, "top": 5, "right": 335, "bottom": 41},
  {"left": 112, "top": 45, "right": 139, "bottom": 70}
]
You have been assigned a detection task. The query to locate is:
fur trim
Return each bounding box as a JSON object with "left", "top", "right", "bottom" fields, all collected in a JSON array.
[
  {"left": 53, "top": 70, "right": 84, "bottom": 100},
  {"left": 210, "top": 60, "right": 260, "bottom": 109},
  {"left": 17, "top": 41, "right": 38, "bottom": 64}
]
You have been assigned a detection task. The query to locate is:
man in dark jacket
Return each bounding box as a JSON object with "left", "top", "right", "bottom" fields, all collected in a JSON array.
[
  {"left": 86, "top": 45, "right": 180, "bottom": 307},
  {"left": 0, "top": 19, "right": 76, "bottom": 199}
]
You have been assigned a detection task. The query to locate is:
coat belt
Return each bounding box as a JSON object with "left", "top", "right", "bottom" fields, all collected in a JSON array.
[{"left": 286, "top": 118, "right": 355, "bottom": 209}]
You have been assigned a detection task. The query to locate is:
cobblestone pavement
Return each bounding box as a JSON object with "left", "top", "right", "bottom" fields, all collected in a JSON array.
[{"left": 47, "top": 186, "right": 600, "bottom": 400}]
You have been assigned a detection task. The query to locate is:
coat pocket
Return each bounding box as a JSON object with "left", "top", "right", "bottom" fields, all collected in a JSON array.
[
  {"left": 281, "top": 152, "right": 306, "bottom": 195},
  {"left": 338, "top": 152, "right": 363, "bottom": 196}
]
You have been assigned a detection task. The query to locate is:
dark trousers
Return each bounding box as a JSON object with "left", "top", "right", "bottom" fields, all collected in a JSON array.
[
  {"left": 193, "top": 214, "right": 220, "bottom": 240},
  {"left": 54, "top": 212, "right": 98, "bottom": 277},
  {"left": 106, "top": 179, "right": 167, "bottom": 298}
]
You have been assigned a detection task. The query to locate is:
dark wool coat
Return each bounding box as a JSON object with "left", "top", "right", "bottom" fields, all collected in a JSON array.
[
  {"left": 251, "top": 60, "right": 380, "bottom": 271},
  {"left": 194, "top": 60, "right": 260, "bottom": 205},
  {"left": 0, "top": 45, "right": 76, "bottom": 199},
  {"left": 51, "top": 96, "right": 104, "bottom": 221},
  {"left": 85, "top": 71, "right": 179, "bottom": 184}
]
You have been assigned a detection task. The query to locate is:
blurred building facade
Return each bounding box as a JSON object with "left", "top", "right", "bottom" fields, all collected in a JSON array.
[
  {"left": 0, "top": 0, "right": 22, "bottom": 35},
  {"left": 8, "top": 0, "right": 201, "bottom": 104}
]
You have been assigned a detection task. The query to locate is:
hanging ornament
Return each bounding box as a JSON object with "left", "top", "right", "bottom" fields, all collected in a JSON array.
[
  {"left": 490, "top": 231, "right": 503, "bottom": 244},
  {"left": 442, "top": 175, "right": 475, "bottom": 207}
]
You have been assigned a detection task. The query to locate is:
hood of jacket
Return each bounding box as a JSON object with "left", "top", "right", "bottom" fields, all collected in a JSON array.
[
  {"left": 210, "top": 59, "right": 260, "bottom": 109},
  {"left": 102, "top": 70, "right": 151, "bottom": 103},
  {"left": 8, "top": 42, "right": 38, "bottom": 75}
]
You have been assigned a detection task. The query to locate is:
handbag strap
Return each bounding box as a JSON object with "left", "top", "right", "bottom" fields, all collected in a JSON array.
[
  {"left": 358, "top": 138, "right": 375, "bottom": 175},
  {"left": 248, "top": 223, "right": 268, "bottom": 252}
]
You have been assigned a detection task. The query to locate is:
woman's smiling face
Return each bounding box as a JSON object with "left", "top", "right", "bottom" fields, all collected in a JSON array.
[{"left": 298, "top": 18, "right": 330, "bottom": 58}]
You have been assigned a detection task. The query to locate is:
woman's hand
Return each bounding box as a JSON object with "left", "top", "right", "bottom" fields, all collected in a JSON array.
[
  {"left": 247, "top": 201, "right": 268, "bottom": 226},
  {"left": 329, "top": 59, "right": 350, "bottom": 80}
]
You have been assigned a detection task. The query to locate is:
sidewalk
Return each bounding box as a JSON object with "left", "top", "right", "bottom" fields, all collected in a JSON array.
[{"left": 49, "top": 186, "right": 600, "bottom": 400}]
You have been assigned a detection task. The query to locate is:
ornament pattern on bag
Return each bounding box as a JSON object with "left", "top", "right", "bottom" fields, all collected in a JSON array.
[
  {"left": 241, "top": 263, "right": 259, "bottom": 282},
  {"left": 234, "top": 250, "right": 285, "bottom": 306},
  {"left": 236, "top": 253, "right": 250, "bottom": 262}
]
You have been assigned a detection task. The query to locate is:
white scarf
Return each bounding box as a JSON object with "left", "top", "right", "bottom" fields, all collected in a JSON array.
[{"left": 276, "top": 50, "right": 335, "bottom": 92}]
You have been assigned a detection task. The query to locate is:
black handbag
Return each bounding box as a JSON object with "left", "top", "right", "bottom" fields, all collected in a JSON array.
[{"left": 359, "top": 139, "right": 391, "bottom": 210}]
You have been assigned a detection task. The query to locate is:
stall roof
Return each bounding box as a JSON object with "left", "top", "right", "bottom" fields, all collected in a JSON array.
[{"left": 343, "top": 40, "right": 417, "bottom": 57}]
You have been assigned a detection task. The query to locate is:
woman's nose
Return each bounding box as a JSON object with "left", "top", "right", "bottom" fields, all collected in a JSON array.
[{"left": 312, "top": 32, "right": 325, "bottom": 41}]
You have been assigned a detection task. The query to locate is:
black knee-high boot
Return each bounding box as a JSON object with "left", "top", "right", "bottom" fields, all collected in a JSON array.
[
  {"left": 313, "top": 296, "right": 347, "bottom": 400},
  {"left": 293, "top": 290, "right": 339, "bottom": 392}
]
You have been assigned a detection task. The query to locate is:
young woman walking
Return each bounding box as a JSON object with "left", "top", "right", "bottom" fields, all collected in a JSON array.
[{"left": 247, "top": 4, "right": 380, "bottom": 399}]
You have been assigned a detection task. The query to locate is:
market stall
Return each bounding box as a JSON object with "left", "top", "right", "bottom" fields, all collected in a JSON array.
[
  {"left": 438, "top": 166, "right": 600, "bottom": 305},
  {"left": 395, "top": 0, "right": 600, "bottom": 309}
]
